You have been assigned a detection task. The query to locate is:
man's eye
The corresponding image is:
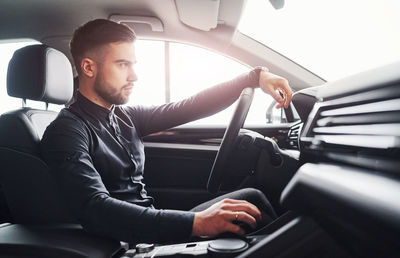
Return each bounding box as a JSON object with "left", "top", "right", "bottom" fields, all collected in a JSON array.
[{"left": 119, "top": 62, "right": 128, "bottom": 68}]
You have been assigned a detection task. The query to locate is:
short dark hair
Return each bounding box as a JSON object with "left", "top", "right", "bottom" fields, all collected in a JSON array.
[{"left": 70, "top": 19, "right": 136, "bottom": 74}]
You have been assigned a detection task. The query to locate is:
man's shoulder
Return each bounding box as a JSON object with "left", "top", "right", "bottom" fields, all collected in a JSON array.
[
  {"left": 57, "top": 108, "right": 86, "bottom": 125},
  {"left": 41, "top": 107, "right": 91, "bottom": 150},
  {"left": 46, "top": 107, "right": 88, "bottom": 133}
]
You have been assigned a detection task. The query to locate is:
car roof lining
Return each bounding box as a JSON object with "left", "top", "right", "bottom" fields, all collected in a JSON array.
[{"left": 0, "top": 0, "right": 324, "bottom": 89}]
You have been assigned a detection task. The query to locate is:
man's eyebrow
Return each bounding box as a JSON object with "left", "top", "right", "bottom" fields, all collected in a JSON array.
[{"left": 114, "top": 59, "right": 137, "bottom": 64}]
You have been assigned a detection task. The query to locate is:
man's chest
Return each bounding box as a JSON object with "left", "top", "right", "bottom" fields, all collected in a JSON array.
[{"left": 86, "top": 117, "right": 146, "bottom": 186}]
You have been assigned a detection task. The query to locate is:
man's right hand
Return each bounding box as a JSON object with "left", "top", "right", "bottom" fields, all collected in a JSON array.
[{"left": 191, "top": 198, "right": 262, "bottom": 237}]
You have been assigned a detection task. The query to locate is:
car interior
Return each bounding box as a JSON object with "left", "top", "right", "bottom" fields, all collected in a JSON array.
[{"left": 0, "top": 0, "right": 399, "bottom": 257}]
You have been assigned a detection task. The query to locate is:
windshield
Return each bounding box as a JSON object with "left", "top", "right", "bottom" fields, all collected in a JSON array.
[{"left": 238, "top": 0, "right": 400, "bottom": 81}]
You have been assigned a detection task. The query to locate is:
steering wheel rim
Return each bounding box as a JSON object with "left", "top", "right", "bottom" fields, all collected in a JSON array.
[{"left": 207, "top": 87, "right": 255, "bottom": 193}]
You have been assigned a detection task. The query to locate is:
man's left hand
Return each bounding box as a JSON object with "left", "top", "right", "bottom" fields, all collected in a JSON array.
[{"left": 259, "top": 70, "right": 293, "bottom": 109}]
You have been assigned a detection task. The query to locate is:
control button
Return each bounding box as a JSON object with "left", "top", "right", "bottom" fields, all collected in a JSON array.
[
  {"left": 207, "top": 238, "right": 248, "bottom": 256},
  {"left": 136, "top": 243, "right": 155, "bottom": 253}
]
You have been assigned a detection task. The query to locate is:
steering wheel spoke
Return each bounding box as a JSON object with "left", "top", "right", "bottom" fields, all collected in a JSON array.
[{"left": 207, "top": 87, "right": 255, "bottom": 193}]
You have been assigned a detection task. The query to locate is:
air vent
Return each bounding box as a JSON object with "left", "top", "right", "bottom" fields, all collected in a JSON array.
[
  {"left": 312, "top": 98, "right": 400, "bottom": 148},
  {"left": 287, "top": 121, "right": 302, "bottom": 150},
  {"left": 301, "top": 82, "right": 400, "bottom": 175}
]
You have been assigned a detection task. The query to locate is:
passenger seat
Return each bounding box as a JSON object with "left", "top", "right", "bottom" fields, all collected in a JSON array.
[{"left": 0, "top": 45, "right": 75, "bottom": 223}]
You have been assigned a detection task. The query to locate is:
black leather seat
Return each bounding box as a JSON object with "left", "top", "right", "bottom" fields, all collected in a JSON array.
[{"left": 0, "top": 45, "right": 75, "bottom": 223}]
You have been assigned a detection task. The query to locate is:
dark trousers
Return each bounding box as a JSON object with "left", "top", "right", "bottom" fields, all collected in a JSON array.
[{"left": 189, "top": 188, "right": 277, "bottom": 231}]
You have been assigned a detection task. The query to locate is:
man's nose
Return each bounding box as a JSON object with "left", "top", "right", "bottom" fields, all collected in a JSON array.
[{"left": 127, "top": 67, "right": 138, "bottom": 82}]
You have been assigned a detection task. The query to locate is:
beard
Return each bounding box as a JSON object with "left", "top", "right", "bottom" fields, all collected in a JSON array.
[{"left": 93, "top": 73, "right": 132, "bottom": 105}]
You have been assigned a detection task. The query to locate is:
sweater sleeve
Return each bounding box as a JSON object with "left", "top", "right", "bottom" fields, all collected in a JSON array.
[
  {"left": 40, "top": 113, "right": 194, "bottom": 244},
  {"left": 128, "top": 68, "right": 260, "bottom": 137}
]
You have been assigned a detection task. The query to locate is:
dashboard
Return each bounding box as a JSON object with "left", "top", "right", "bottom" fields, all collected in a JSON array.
[{"left": 282, "top": 60, "right": 400, "bottom": 256}]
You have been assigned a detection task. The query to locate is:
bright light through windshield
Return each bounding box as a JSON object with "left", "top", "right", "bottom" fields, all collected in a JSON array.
[{"left": 238, "top": 0, "right": 400, "bottom": 81}]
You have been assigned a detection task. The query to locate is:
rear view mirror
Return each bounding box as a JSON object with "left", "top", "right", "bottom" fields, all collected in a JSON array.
[
  {"left": 268, "top": 0, "right": 285, "bottom": 10},
  {"left": 266, "top": 101, "right": 298, "bottom": 124},
  {"left": 265, "top": 101, "right": 286, "bottom": 124}
]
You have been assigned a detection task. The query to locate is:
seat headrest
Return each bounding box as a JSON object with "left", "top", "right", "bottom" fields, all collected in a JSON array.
[{"left": 7, "top": 45, "right": 74, "bottom": 105}]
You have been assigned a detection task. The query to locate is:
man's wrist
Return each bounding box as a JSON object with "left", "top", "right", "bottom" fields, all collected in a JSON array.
[
  {"left": 191, "top": 212, "right": 203, "bottom": 236},
  {"left": 255, "top": 66, "right": 269, "bottom": 79},
  {"left": 251, "top": 66, "right": 269, "bottom": 87},
  {"left": 254, "top": 66, "right": 269, "bottom": 74}
]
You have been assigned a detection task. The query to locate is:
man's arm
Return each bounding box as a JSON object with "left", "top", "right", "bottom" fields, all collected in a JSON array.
[
  {"left": 128, "top": 68, "right": 292, "bottom": 137},
  {"left": 41, "top": 113, "right": 265, "bottom": 241},
  {"left": 40, "top": 113, "right": 194, "bottom": 243}
]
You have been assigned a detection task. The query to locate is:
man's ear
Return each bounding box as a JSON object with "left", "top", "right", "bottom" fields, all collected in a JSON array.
[{"left": 81, "top": 58, "right": 97, "bottom": 78}]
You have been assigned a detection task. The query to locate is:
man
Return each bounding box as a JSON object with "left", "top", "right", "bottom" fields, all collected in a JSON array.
[{"left": 41, "top": 19, "right": 292, "bottom": 244}]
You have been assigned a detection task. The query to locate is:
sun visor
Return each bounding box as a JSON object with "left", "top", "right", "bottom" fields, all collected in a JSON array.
[
  {"left": 109, "top": 15, "right": 164, "bottom": 32},
  {"left": 175, "top": 0, "right": 220, "bottom": 31}
]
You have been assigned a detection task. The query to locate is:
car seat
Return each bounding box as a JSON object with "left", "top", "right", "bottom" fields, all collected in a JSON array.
[{"left": 0, "top": 44, "right": 75, "bottom": 223}]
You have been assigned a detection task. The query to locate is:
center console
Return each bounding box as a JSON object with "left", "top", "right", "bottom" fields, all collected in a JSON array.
[
  {"left": 123, "top": 237, "right": 254, "bottom": 258},
  {"left": 0, "top": 210, "right": 349, "bottom": 258},
  {"left": 118, "top": 211, "right": 345, "bottom": 258}
]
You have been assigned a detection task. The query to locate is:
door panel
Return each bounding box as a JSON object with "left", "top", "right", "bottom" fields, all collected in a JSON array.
[
  {"left": 144, "top": 142, "right": 218, "bottom": 210},
  {"left": 143, "top": 124, "right": 292, "bottom": 210}
]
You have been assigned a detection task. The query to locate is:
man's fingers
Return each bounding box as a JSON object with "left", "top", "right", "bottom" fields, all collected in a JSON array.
[
  {"left": 259, "top": 71, "right": 293, "bottom": 109},
  {"left": 224, "top": 223, "right": 246, "bottom": 236},
  {"left": 220, "top": 199, "right": 261, "bottom": 221},
  {"left": 278, "top": 80, "right": 292, "bottom": 108},
  {"left": 273, "top": 88, "right": 292, "bottom": 109},
  {"left": 221, "top": 198, "right": 241, "bottom": 204},
  {"left": 270, "top": 88, "right": 284, "bottom": 104},
  {"left": 222, "top": 203, "right": 261, "bottom": 222},
  {"left": 192, "top": 198, "right": 263, "bottom": 237},
  {"left": 230, "top": 211, "right": 258, "bottom": 229},
  {"left": 282, "top": 87, "right": 292, "bottom": 108},
  {"left": 221, "top": 198, "right": 254, "bottom": 206},
  {"left": 275, "top": 102, "right": 284, "bottom": 109}
]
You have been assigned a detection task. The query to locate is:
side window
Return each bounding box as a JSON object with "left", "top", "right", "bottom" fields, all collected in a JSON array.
[
  {"left": 128, "top": 40, "right": 166, "bottom": 106},
  {"left": 0, "top": 40, "right": 63, "bottom": 114},
  {"left": 127, "top": 39, "right": 278, "bottom": 126},
  {"left": 169, "top": 42, "right": 250, "bottom": 126}
]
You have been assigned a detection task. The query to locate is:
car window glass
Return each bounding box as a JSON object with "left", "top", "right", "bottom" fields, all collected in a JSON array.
[
  {"left": 238, "top": 0, "right": 400, "bottom": 81},
  {"left": 0, "top": 40, "right": 63, "bottom": 113},
  {"left": 245, "top": 90, "right": 275, "bottom": 126},
  {"left": 125, "top": 40, "right": 280, "bottom": 126},
  {"left": 125, "top": 40, "right": 165, "bottom": 106},
  {"left": 169, "top": 42, "right": 251, "bottom": 126}
]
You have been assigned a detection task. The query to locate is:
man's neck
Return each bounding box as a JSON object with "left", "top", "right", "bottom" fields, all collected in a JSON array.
[{"left": 78, "top": 83, "right": 113, "bottom": 110}]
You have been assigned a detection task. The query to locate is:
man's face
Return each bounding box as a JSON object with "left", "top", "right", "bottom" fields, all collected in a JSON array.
[{"left": 93, "top": 42, "right": 137, "bottom": 106}]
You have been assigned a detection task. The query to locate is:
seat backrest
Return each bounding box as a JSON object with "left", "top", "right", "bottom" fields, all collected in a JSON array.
[
  {"left": 0, "top": 109, "right": 58, "bottom": 156},
  {"left": 0, "top": 45, "right": 75, "bottom": 223}
]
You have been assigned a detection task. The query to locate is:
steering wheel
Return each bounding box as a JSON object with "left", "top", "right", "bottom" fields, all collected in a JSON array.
[{"left": 207, "top": 87, "right": 255, "bottom": 193}]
